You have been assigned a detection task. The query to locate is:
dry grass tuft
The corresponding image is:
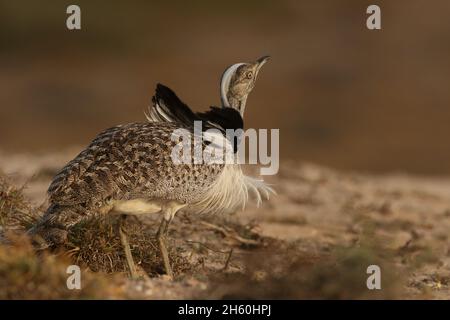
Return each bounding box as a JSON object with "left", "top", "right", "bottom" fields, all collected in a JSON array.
[
  {"left": 66, "top": 215, "right": 194, "bottom": 277},
  {"left": 0, "top": 234, "right": 125, "bottom": 299},
  {"left": 0, "top": 174, "right": 39, "bottom": 232},
  {"left": 0, "top": 173, "right": 133, "bottom": 298}
]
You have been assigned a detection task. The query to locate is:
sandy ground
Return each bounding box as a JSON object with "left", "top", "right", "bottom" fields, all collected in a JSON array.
[{"left": 1, "top": 149, "right": 450, "bottom": 299}]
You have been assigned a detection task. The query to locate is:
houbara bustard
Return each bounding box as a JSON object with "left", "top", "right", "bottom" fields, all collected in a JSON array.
[{"left": 29, "top": 56, "right": 273, "bottom": 278}]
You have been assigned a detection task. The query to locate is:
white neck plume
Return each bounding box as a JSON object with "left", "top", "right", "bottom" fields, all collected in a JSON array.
[{"left": 220, "top": 63, "right": 244, "bottom": 108}]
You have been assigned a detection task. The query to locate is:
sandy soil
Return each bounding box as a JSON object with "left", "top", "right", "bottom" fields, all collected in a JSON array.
[{"left": 1, "top": 149, "right": 449, "bottom": 299}]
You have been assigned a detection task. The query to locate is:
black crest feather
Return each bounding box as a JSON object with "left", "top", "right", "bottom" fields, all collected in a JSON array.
[{"left": 150, "top": 83, "right": 244, "bottom": 133}]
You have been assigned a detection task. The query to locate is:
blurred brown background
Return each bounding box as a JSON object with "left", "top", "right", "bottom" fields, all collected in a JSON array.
[{"left": 0, "top": 0, "right": 449, "bottom": 174}]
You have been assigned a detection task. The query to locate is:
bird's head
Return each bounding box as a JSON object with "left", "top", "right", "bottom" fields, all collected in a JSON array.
[{"left": 220, "top": 55, "right": 270, "bottom": 116}]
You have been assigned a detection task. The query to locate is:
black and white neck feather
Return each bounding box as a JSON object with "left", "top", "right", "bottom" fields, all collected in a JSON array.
[{"left": 144, "top": 57, "right": 274, "bottom": 212}]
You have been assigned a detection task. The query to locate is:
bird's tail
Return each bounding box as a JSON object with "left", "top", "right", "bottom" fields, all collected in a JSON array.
[{"left": 27, "top": 204, "right": 85, "bottom": 249}]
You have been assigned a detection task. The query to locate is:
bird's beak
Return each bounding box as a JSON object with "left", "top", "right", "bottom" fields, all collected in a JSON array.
[{"left": 255, "top": 55, "right": 270, "bottom": 71}]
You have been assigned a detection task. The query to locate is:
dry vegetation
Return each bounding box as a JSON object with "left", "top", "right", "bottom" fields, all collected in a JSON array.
[
  {"left": 66, "top": 215, "right": 194, "bottom": 277},
  {"left": 0, "top": 175, "right": 125, "bottom": 299},
  {"left": 0, "top": 173, "right": 38, "bottom": 232},
  {"left": 1, "top": 154, "right": 450, "bottom": 299},
  {"left": 0, "top": 235, "right": 125, "bottom": 299}
]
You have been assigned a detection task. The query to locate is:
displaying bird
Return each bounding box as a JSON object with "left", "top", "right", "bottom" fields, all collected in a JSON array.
[{"left": 28, "top": 56, "right": 273, "bottom": 278}]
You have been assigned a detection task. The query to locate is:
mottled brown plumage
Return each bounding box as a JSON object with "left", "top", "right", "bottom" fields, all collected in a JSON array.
[
  {"left": 41, "top": 122, "right": 219, "bottom": 228},
  {"left": 30, "top": 122, "right": 222, "bottom": 244},
  {"left": 49, "top": 122, "right": 221, "bottom": 211}
]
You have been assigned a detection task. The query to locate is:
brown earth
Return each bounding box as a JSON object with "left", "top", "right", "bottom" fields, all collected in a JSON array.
[{"left": 1, "top": 150, "right": 449, "bottom": 299}]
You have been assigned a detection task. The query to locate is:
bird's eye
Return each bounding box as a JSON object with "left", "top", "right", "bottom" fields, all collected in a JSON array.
[{"left": 246, "top": 71, "right": 253, "bottom": 79}]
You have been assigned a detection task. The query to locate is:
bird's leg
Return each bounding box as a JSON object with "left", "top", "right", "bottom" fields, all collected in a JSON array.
[
  {"left": 155, "top": 201, "right": 185, "bottom": 279},
  {"left": 118, "top": 214, "right": 138, "bottom": 279},
  {"left": 156, "top": 215, "right": 173, "bottom": 279}
]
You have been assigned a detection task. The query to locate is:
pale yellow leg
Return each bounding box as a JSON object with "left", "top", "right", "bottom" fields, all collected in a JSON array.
[
  {"left": 156, "top": 217, "right": 173, "bottom": 279},
  {"left": 118, "top": 215, "right": 138, "bottom": 279},
  {"left": 155, "top": 201, "right": 186, "bottom": 279}
]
